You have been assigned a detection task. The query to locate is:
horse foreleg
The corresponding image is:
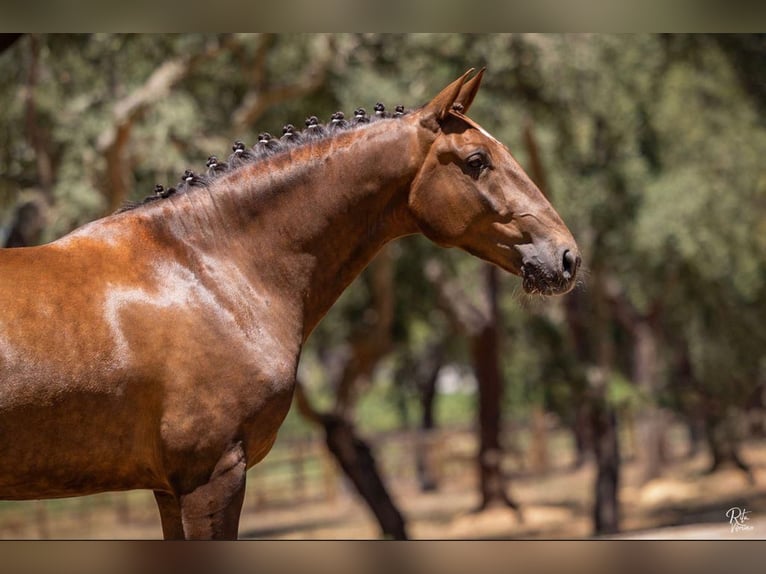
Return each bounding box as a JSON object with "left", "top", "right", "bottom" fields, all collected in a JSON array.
[
  {"left": 154, "top": 490, "right": 185, "bottom": 539},
  {"left": 179, "top": 442, "right": 247, "bottom": 540}
]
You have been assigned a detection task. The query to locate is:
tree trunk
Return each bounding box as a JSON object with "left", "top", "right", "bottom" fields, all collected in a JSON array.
[
  {"left": 686, "top": 414, "right": 706, "bottom": 458},
  {"left": 571, "top": 402, "right": 591, "bottom": 469},
  {"left": 590, "top": 273, "right": 620, "bottom": 535},
  {"left": 24, "top": 35, "right": 54, "bottom": 196},
  {"left": 563, "top": 284, "right": 621, "bottom": 534},
  {"left": 633, "top": 318, "right": 666, "bottom": 484},
  {"left": 704, "top": 411, "right": 754, "bottom": 483},
  {"left": 473, "top": 265, "right": 520, "bottom": 512},
  {"left": 528, "top": 405, "right": 550, "bottom": 474},
  {"left": 425, "top": 259, "right": 520, "bottom": 513},
  {"left": 293, "top": 383, "right": 408, "bottom": 539},
  {"left": 672, "top": 337, "right": 706, "bottom": 458},
  {"left": 591, "top": 397, "right": 620, "bottom": 535},
  {"left": 322, "top": 414, "right": 408, "bottom": 539},
  {"left": 3, "top": 197, "right": 48, "bottom": 248},
  {"left": 604, "top": 278, "right": 665, "bottom": 485},
  {"left": 414, "top": 344, "right": 443, "bottom": 492}
]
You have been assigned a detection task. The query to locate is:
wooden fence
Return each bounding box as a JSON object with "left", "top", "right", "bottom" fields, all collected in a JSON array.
[{"left": 0, "top": 425, "right": 484, "bottom": 538}]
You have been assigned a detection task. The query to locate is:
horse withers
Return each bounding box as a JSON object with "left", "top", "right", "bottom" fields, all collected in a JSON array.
[{"left": 0, "top": 69, "right": 580, "bottom": 539}]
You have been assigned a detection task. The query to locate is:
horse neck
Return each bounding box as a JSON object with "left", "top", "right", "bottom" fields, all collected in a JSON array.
[{"left": 155, "top": 119, "right": 426, "bottom": 340}]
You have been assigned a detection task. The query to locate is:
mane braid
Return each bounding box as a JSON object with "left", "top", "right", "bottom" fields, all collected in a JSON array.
[
  {"left": 206, "top": 156, "right": 229, "bottom": 177},
  {"left": 180, "top": 169, "right": 212, "bottom": 189},
  {"left": 227, "top": 141, "right": 256, "bottom": 168},
  {"left": 252, "top": 132, "right": 282, "bottom": 159},
  {"left": 114, "top": 103, "right": 411, "bottom": 214}
]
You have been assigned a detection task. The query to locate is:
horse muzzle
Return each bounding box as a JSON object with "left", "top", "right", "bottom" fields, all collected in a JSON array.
[{"left": 520, "top": 245, "right": 581, "bottom": 295}]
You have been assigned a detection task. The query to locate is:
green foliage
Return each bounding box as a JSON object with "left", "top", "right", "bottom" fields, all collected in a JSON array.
[
  {"left": 2, "top": 34, "right": 764, "bottom": 436},
  {"left": 606, "top": 370, "right": 644, "bottom": 411}
]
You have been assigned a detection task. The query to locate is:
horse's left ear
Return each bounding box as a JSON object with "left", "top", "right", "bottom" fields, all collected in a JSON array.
[
  {"left": 420, "top": 68, "right": 476, "bottom": 129},
  {"left": 453, "top": 67, "right": 485, "bottom": 114}
]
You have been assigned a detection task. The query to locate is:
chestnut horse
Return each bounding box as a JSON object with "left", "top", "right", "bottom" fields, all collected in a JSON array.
[{"left": 0, "top": 69, "right": 580, "bottom": 539}]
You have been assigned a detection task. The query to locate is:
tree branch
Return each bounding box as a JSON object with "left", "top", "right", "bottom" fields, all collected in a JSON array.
[
  {"left": 333, "top": 247, "right": 395, "bottom": 414},
  {"left": 232, "top": 35, "right": 335, "bottom": 131},
  {"left": 522, "top": 117, "right": 549, "bottom": 198},
  {"left": 96, "top": 35, "right": 234, "bottom": 214},
  {"left": 292, "top": 379, "right": 323, "bottom": 426},
  {"left": 424, "top": 258, "right": 489, "bottom": 336}
]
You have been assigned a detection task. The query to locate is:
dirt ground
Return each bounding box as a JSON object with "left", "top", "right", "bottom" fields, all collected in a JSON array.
[
  {"left": 3, "top": 437, "right": 764, "bottom": 540},
  {"left": 236, "top": 441, "right": 766, "bottom": 540}
]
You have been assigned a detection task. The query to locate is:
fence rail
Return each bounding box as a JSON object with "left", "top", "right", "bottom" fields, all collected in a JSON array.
[{"left": 0, "top": 425, "right": 489, "bottom": 539}]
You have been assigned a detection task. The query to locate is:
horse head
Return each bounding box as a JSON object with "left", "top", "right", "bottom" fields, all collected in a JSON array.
[{"left": 409, "top": 69, "right": 581, "bottom": 295}]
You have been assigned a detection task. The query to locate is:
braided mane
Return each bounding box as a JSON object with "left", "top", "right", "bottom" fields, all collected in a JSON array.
[{"left": 116, "top": 103, "right": 411, "bottom": 214}]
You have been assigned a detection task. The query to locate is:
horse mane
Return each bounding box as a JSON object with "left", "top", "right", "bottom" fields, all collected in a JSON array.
[{"left": 115, "top": 103, "right": 411, "bottom": 215}]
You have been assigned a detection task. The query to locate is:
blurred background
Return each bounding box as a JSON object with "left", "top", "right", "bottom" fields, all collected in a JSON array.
[{"left": 1, "top": 33, "right": 765, "bottom": 539}]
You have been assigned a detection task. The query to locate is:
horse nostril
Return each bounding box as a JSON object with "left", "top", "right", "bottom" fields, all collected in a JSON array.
[{"left": 562, "top": 249, "right": 579, "bottom": 280}]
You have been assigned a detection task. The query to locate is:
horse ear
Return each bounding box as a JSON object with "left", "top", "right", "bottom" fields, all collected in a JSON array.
[
  {"left": 420, "top": 68, "right": 475, "bottom": 128},
  {"left": 453, "top": 67, "right": 485, "bottom": 114}
]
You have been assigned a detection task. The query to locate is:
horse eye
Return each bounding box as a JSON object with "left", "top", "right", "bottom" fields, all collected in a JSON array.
[{"left": 466, "top": 153, "right": 486, "bottom": 170}]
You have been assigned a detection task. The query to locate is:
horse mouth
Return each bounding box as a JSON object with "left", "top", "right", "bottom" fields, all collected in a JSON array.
[{"left": 521, "top": 260, "right": 576, "bottom": 296}]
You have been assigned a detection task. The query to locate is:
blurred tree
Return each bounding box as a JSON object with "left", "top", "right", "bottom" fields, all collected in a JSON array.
[
  {"left": 476, "top": 33, "right": 766, "bottom": 530},
  {"left": 426, "top": 258, "right": 521, "bottom": 513},
  {"left": 3, "top": 33, "right": 765, "bottom": 538}
]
